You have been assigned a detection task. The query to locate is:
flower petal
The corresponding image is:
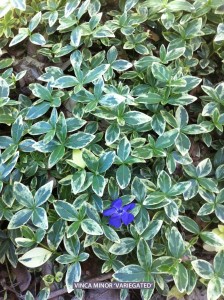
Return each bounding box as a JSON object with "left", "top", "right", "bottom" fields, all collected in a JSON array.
[
  {"left": 112, "top": 198, "right": 122, "bottom": 209},
  {"left": 123, "top": 202, "right": 135, "bottom": 211},
  {"left": 103, "top": 207, "right": 116, "bottom": 216},
  {"left": 121, "top": 212, "right": 134, "bottom": 225},
  {"left": 109, "top": 216, "right": 122, "bottom": 228}
]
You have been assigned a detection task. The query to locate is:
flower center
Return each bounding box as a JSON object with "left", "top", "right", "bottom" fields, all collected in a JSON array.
[{"left": 117, "top": 208, "right": 123, "bottom": 214}]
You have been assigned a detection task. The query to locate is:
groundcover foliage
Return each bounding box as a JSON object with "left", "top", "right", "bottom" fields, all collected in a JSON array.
[{"left": 0, "top": 0, "right": 224, "bottom": 299}]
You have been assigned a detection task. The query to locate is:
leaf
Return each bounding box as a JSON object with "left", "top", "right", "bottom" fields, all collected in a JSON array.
[
  {"left": 66, "top": 263, "right": 81, "bottom": 293},
  {"left": 47, "top": 220, "right": 66, "bottom": 251},
  {"left": 26, "top": 102, "right": 51, "bottom": 120},
  {"left": 157, "top": 170, "right": 172, "bottom": 193},
  {"left": 116, "top": 165, "right": 131, "bottom": 189},
  {"left": 48, "top": 145, "right": 65, "bottom": 168},
  {"left": 8, "top": 209, "right": 33, "bottom": 229},
  {"left": 105, "top": 123, "right": 120, "bottom": 145},
  {"left": 32, "top": 207, "right": 48, "bottom": 229},
  {"left": 92, "top": 174, "right": 107, "bottom": 197},
  {"left": 142, "top": 220, "right": 163, "bottom": 240},
  {"left": 98, "top": 151, "right": 115, "bottom": 173},
  {"left": 99, "top": 93, "right": 125, "bottom": 107},
  {"left": 124, "top": 111, "right": 151, "bottom": 125},
  {"left": 112, "top": 60, "right": 132, "bottom": 71},
  {"left": 65, "top": 0, "right": 81, "bottom": 17},
  {"left": 214, "top": 250, "right": 224, "bottom": 277},
  {"left": 200, "top": 231, "right": 224, "bottom": 247},
  {"left": 9, "top": 31, "right": 29, "bottom": 47},
  {"left": 71, "top": 27, "right": 82, "bottom": 48},
  {"left": 84, "top": 64, "right": 109, "bottom": 84},
  {"left": 52, "top": 76, "right": 79, "bottom": 88},
  {"left": 151, "top": 62, "right": 171, "bottom": 82},
  {"left": 14, "top": 182, "right": 34, "bottom": 208},
  {"left": 30, "top": 33, "right": 46, "bottom": 46},
  {"left": 118, "top": 136, "right": 131, "bottom": 161},
  {"left": 196, "top": 158, "right": 212, "bottom": 177},
  {"left": 178, "top": 216, "right": 200, "bottom": 234},
  {"left": 137, "top": 238, "right": 152, "bottom": 269},
  {"left": 71, "top": 170, "right": 86, "bottom": 194},
  {"left": 53, "top": 201, "right": 78, "bottom": 221},
  {"left": 81, "top": 219, "right": 103, "bottom": 235},
  {"left": 124, "top": 0, "right": 139, "bottom": 11},
  {"left": 191, "top": 259, "right": 214, "bottom": 279},
  {"left": 65, "top": 132, "right": 95, "bottom": 149},
  {"left": 34, "top": 181, "right": 53, "bottom": 206},
  {"left": 173, "top": 263, "right": 188, "bottom": 293},
  {"left": 113, "top": 265, "right": 146, "bottom": 281},
  {"left": 29, "top": 12, "right": 42, "bottom": 31},
  {"left": 207, "top": 277, "right": 222, "bottom": 300},
  {"left": 11, "top": 0, "right": 26, "bottom": 10},
  {"left": 109, "top": 238, "right": 136, "bottom": 255},
  {"left": 155, "top": 129, "right": 179, "bottom": 148},
  {"left": 19, "top": 247, "right": 52, "bottom": 268},
  {"left": 168, "top": 227, "right": 185, "bottom": 259}
]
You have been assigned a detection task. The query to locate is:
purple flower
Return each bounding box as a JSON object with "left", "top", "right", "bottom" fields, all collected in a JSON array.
[{"left": 103, "top": 198, "right": 135, "bottom": 228}]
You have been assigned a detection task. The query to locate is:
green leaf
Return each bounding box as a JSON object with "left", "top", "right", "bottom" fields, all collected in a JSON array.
[
  {"left": 151, "top": 62, "right": 171, "bottom": 82},
  {"left": 102, "top": 225, "right": 120, "bottom": 243},
  {"left": 112, "top": 60, "right": 132, "bottom": 71},
  {"left": 196, "top": 158, "right": 212, "bottom": 177},
  {"left": 84, "top": 64, "right": 109, "bottom": 84},
  {"left": 65, "top": 0, "right": 81, "bottom": 17},
  {"left": 124, "top": 111, "right": 151, "bottom": 125},
  {"left": 19, "top": 247, "right": 52, "bottom": 268},
  {"left": 168, "top": 227, "right": 185, "bottom": 259},
  {"left": 200, "top": 231, "right": 224, "bottom": 247},
  {"left": 14, "top": 182, "right": 34, "bottom": 208},
  {"left": 118, "top": 136, "right": 131, "bottom": 161},
  {"left": 54, "top": 201, "right": 78, "bottom": 221},
  {"left": 157, "top": 170, "right": 172, "bottom": 193},
  {"left": 92, "top": 175, "right": 107, "bottom": 197},
  {"left": 71, "top": 170, "right": 86, "bottom": 194},
  {"left": 174, "top": 263, "right": 188, "bottom": 293},
  {"left": 65, "top": 132, "right": 95, "bottom": 149},
  {"left": 105, "top": 123, "right": 120, "bottom": 145},
  {"left": 137, "top": 238, "right": 152, "bottom": 269},
  {"left": 178, "top": 216, "right": 200, "bottom": 234},
  {"left": 48, "top": 145, "right": 65, "bottom": 168},
  {"left": 142, "top": 220, "right": 163, "bottom": 240},
  {"left": 214, "top": 250, "right": 224, "bottom": 277},
  {"left": 47, "top": 220, "right": 66, "bottom": 251},
  {"left": 9, "top": 30, "right": 29, "bottom": 47},
  {"left": 124, "top": 0, "right": 139, "bottom": 11},
  {"left": 207, "top": 277, "right": 222, "bottom": 300},
  {"left": 99, "top": 93, "right": 125, "bottom": 107},
  {"left": 98, "top": 151, "right": 116, "bottom": 173},
  {"left": 71, "top": 27, "right": 82, "bottom": 47},
  {"left": 26, "top": 102, "right": 51, "bottom": 120},
  {"left": 52, "top": 76, "right": 79, "bottom": 88},
  {"left": 30, "top": 33, "right": 46, "bottom": 46},
  {"left": 191, "top": 259, "right": 214, "bottom": 279},
  {"left": 11, "top": 0, "right": 26, "bottom": 10},
  {"left": 0, "top": 58, "right": 14, "bottom": 70},
  {"left": 109, "top": 238, "right": 136, "bottom": 255},
  {"left": 116, "top": 165, "right": 131, "bottom": 189},
  {"left": 8, "top": 209, "right": 33, "bottom": 229},
  {"left": 66, "top": 262, "right": 81, "bottom": 293},
  {"left": 29, "top": 12, "right": 42, "bottom": 32},
  {"left": 32, "top": 207, "right": 48, "bottom": 229},
  {"left": 81, "top": 219, "right": 103, "bottom": 235},
  {"left": 34, "top": 181, "right": 53, "bottom": 206},
  {"left": 156, "top": 129, "right": 179, "bottom": 148},
  {"left": 113, "top": 265, "right": 146, "bottom": 281}
]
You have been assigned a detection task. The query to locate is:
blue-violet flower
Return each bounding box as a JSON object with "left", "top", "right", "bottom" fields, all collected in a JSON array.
[{"left": 103, "top": 198, "right": 135, "bottom": 228}]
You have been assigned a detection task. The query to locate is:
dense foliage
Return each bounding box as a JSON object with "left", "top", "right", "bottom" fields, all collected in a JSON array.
[{"left": 0, "top": 0, "right": 224, "bottom": 299}]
